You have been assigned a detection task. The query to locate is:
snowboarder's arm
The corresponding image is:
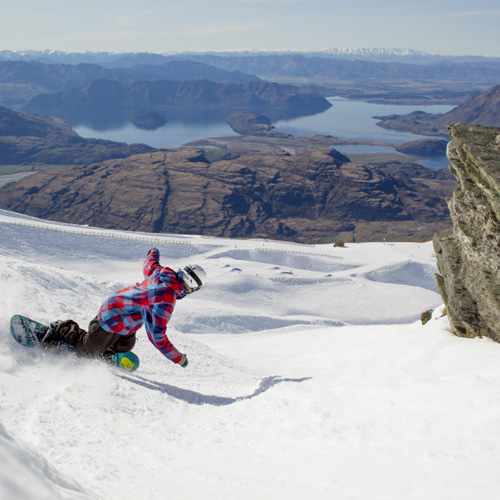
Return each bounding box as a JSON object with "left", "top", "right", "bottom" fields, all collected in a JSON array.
[
  {"left": 143, "top": 248, "right": 161, "bottom": 277},
  {"left": 145, "top": 304, "right": 184, "bottom": 364}
]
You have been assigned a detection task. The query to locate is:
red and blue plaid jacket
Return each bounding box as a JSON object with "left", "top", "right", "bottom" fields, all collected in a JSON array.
[{"left": 97, "top": 248, "right": 186, "bottom": 364}]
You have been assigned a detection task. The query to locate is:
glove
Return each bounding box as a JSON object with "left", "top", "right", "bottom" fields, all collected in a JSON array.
[{"left": 179, "top": 354, "right": 188, "bottom": 368}]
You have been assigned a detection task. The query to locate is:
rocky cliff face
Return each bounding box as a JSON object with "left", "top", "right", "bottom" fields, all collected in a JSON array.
[{"left": 433, "top": 123, "right": 500, "bottom": 341}]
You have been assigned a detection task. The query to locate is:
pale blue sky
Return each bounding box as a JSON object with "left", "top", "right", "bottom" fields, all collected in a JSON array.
[{"left": 2, "top": 0, "right": 499, "bottom": 56}]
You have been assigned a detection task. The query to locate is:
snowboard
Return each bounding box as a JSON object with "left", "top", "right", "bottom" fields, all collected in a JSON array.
[{"left": 10, "top": 315, "right": 140, "bottom": 372}]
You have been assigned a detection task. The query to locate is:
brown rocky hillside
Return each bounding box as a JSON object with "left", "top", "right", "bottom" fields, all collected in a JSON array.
[
  {"left": 435, "top": 85, "right": 500, "bottom": 129},
  {"left": 376, "top": 85, "right": 500, "bottom": 136},
  {"left": 0, "top": 147, "right": 454, "bottom": 242}
]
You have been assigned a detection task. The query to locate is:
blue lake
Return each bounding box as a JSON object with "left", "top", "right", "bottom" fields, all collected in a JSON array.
[
  {"left": 74, "top": 119, "right": 239, "bottom": 149},
  {"left": 274, "top": 97, "right": 453, "bottom": 143},
  {"left": 74, "top": 97, "right": 454, "bottom": 170}
]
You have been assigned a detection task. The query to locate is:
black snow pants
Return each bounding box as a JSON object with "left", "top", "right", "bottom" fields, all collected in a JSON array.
[{"left": 48, "top": 317, "right": 136, "bottom": 358}]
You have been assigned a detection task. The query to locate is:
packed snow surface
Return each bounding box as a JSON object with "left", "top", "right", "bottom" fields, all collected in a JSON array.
[{"left": 1, "top": 209, "right": 500, "bottom": 499}]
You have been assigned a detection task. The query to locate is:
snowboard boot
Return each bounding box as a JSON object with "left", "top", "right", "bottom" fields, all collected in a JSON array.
[
  {"left": 55, "top": 341, "right": 75, "bottom": 353},
  {"left": 37, "top": 320, "right": 63, "bottom": 345}
]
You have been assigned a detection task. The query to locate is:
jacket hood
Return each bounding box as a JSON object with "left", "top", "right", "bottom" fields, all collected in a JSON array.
[{"left": 159, "top": 267, "right": 186, "bottom": 299}]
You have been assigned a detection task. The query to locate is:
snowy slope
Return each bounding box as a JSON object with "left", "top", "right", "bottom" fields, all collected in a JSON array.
[{"left": 1, "top": 208, "right": 500, "bottom": 500}]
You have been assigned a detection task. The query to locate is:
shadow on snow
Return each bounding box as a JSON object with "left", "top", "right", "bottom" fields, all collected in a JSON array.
[{"left": 117, "top": 374, "right": 312, "bottom": 406}]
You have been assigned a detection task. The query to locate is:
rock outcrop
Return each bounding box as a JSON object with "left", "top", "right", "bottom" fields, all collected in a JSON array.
[
  {"left": 224, "top": 112, "right": 291, "bottom": 138},
  {"left": 125, "top": 110, "right": 167, "bottom": 130},
  {"left": 433, "top": 123, "right": 500, "bottom": 341},
  {"left": 394, "top": 138, "right": 448, "bottom": 157}
]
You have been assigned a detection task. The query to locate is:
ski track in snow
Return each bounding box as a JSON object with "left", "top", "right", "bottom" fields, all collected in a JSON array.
[{"left": 1, "top": 209, "right": 500, "bottom": 500}]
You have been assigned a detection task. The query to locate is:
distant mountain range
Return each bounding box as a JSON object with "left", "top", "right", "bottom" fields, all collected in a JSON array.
[
  {"left": 2, "top": 51, "right": 500, "bottom": 114},
  {"left": 3, "top": 52, "right": 498, "bottom": 86},
  {"left": 0, "top": 59, "right": 260, "bottom": 108},
  {"left": 167, "top": 54, "right": 500, "bottom": 88},
  {"left": 2, "top": 48, "right": 499, "bottom": 65},
  {"left": 22, "top": 79, "right": 331, "bottom": 126},
  {"left": 0, "top": 59, "right": 259, "bottom": 88}
]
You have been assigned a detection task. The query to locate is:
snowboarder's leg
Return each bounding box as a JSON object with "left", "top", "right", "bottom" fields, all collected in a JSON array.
[
  {"left": 42, "top": 320, "right": 87, "bottom": 349},
  {"left": 43, "top": 317, "right": 137, "bottom": 364},
  {"left": 85, "top": 318, "right": 138, "bottom": 369},
  {"left": 43, "top": 318, "right": 119, "bottom": 357},
  {"left": 108, "top": 330, "right": 136, "bottom": 354},
  {"left": 78, "top": 317, "right": 123, "bottom": 357}
]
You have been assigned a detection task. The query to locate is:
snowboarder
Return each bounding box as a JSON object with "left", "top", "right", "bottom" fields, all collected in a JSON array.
[{"left": 39, "top": 248, "right": 206, "bottom": 368}]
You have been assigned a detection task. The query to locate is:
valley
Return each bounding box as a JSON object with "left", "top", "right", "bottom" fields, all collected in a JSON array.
[
  {"left": 0, "top": 111, "right": 456, "bottom": 243},
  {"left": 1, "top": 49, "right": 499, "bottom": 243}
]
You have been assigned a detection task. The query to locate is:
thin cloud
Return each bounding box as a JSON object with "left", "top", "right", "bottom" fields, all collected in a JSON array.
[
  {"left": 184, "top": 22, "right": 269, "bottom": 35},
  {"left": 448, "top": 9, "right": 500, "bottom": 16},
  {"left": 238, "top": 0, "right": 311, "bottom": 3}
]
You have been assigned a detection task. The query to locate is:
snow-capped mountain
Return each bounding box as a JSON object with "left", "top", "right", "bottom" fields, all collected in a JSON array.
[
  {"left": 192, "top": 47, "right": 431, "bottom": 60},
  {"left": 0, "top": 48, "right": 492, "bottom": 66}
]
